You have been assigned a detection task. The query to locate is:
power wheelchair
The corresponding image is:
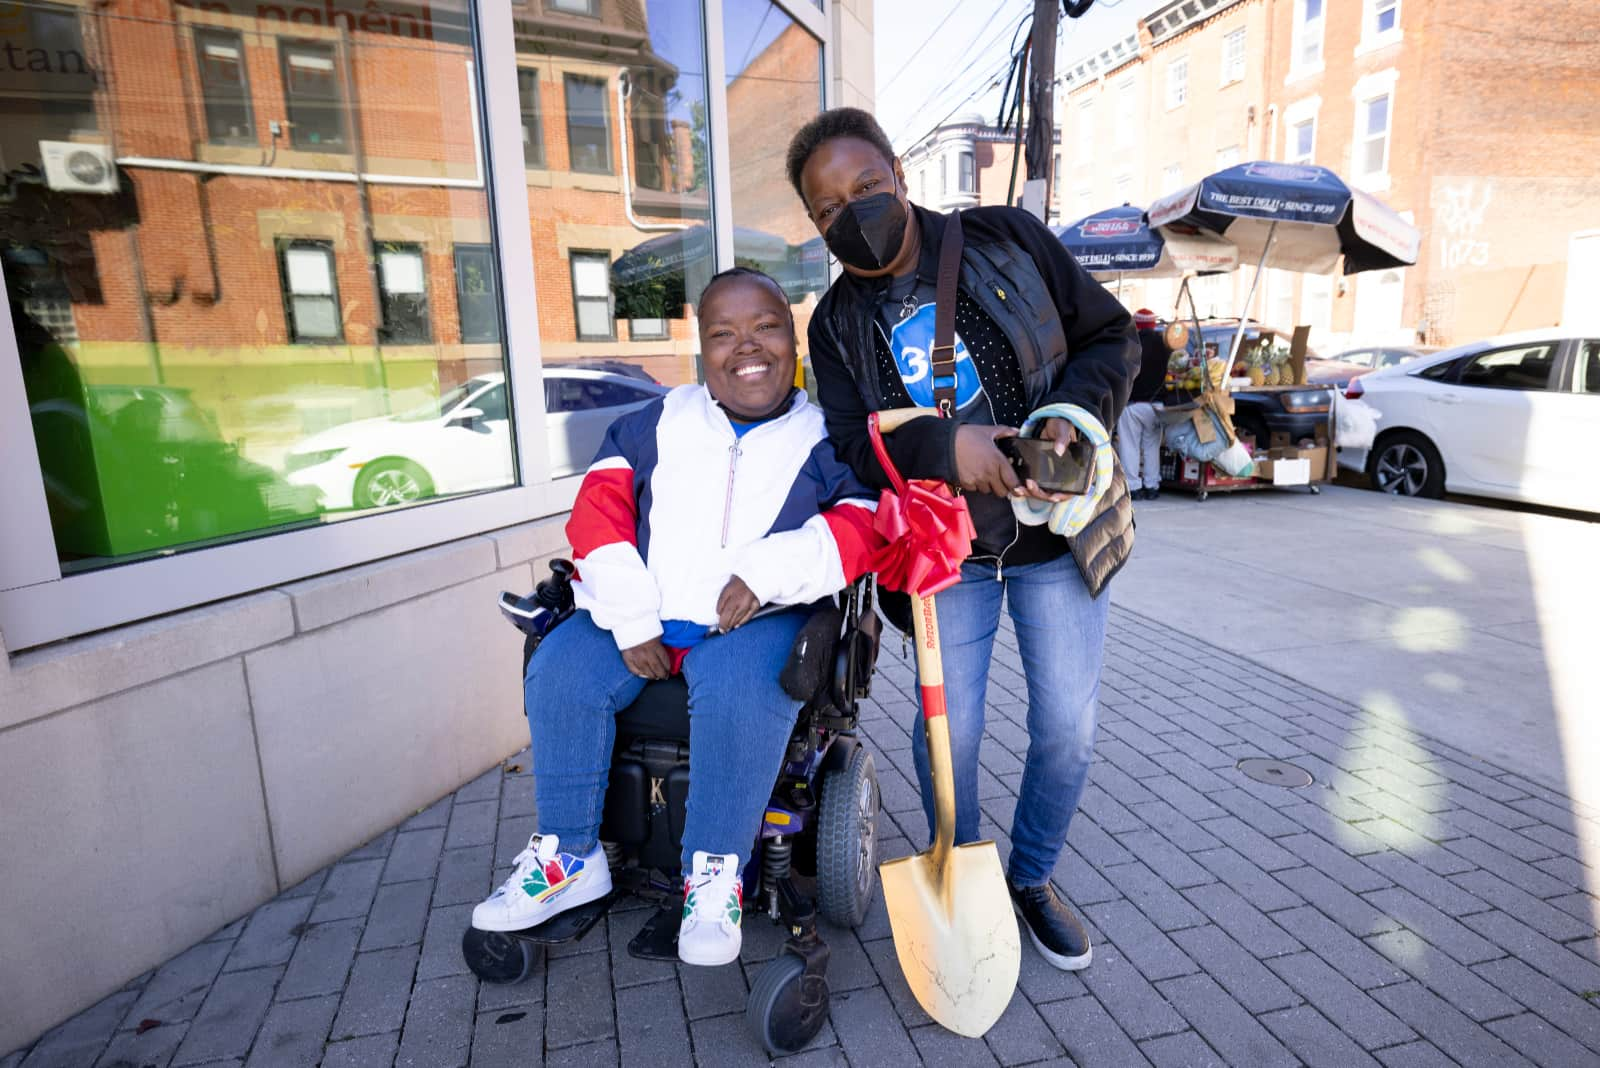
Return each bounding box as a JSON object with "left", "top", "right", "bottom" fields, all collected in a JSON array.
[{"left": 461, "top": 559, "right": 885, "bottom": 1055}]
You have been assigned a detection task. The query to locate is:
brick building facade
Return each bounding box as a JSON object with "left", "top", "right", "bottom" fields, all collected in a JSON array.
[{"left": 1058, "top": 0, "right": 1600, "bottom": 350}]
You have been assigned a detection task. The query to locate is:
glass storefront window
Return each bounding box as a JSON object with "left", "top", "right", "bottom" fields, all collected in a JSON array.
[
  {"left": 516, "top": 0, "right": 718, "bottom": 475},
  {"left": 723, "top": 0, "right": 827, "bottom": 374},
  {"left": 2, "top": 0, "right": 516, "bottom": 571}
]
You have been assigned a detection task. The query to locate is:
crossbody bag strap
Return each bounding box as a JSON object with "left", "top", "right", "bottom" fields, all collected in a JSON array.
[{"left": 931, "top": 209, "right": 964, "bottom": 417}]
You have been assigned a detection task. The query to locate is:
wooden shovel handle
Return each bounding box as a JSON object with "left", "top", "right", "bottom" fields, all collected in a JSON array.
[{"left": 873, "top": 406, "right": 941, "bottom": 434}]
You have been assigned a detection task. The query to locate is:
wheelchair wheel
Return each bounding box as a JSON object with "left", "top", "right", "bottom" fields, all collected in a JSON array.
[
  {"left": 461, "top": 927, "right": 540, "bottom": 985},
  {"left": 815, "top": 745, "right": 879, "bottom": 928},
  {"left": 746, "top": 952, "right": 829, "bottom": 1055}
]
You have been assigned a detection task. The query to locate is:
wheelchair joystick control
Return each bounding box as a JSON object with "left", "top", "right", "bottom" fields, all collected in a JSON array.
[{"left": 535, "top": 559, "right": 577, "bottom": 611}]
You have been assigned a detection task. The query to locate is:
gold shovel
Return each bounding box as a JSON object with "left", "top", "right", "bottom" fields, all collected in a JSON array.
[{"left": 871, "top": 409, "right": 1021, "bottom": 1038}]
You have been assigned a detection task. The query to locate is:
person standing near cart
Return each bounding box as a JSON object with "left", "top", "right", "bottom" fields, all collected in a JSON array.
[
  {"left": 1119, "top": 309, "right": 1171, "bottom": 500},
  {"left": 785, "top": 107, "right": 1138, "bottom": 971}
]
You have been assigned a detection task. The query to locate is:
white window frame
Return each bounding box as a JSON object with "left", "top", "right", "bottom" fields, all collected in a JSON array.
[
  {"left": 1166, "top": 55, "right": 1188, "bottom": 110},
  {"left": 1077, "top": 98, "right": 1094, "bottom": 159},
  {"left": 1358, "top": 0, "right": 1403, "bottom": 55},
  {"left": 1221, "top": 28, "right": 1246, "bottom": 86},
  {"left": 1115, "top": 77, "right": 1135, "bottom": 147},
  {"left": 1288, "top": 118, "right": 1316, "bottom": 164},
  {"left": 1215, "top": 144, "right": 1240, "bottom": 169},
  {"left": 1282, "top": 95, "right": 1321, "bottom": 165},
  {"left": 1289, "top": 0, "right": 1326, "bottom": 82},
  {"left": 1351, "top": 69, "right": 1399, "bottom": 191},
  {"left": 1161, "top": 163, "right": 1184, "bottom": 196},
  {"left": 0, "top": 0, "right": 835, "bottom": 649}
]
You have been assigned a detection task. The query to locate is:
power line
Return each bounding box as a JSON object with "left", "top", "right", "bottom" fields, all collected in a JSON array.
[
  {"left": 891, "top": 6, "right": 1033, "bottom": 148},
  {"left": 877, "top": 0, "right": 968, "bottom": 99}
]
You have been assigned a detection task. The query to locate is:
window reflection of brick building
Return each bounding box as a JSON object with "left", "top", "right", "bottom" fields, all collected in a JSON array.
[{"left": 1057, "top": 0, "right": 1600, "bottom": 349}]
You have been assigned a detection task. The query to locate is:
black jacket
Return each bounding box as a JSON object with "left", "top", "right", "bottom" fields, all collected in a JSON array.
[
  {"left": 1131, "top": 328, "right": 1171, "bottom": 404},
  {"left": 808, "top": 204, "right": 1139, "bottom": 597}
]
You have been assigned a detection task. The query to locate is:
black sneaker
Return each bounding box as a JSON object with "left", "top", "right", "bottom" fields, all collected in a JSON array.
[
  {"left": 1008, "top": 880, "right": 1092, "bottom": 970},
  {"left": 1146, "top": 487, "right": 1161, "bottom": 501}
]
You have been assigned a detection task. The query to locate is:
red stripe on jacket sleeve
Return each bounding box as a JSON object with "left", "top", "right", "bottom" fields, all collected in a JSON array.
[
  {"left": 822, "top": 501, "right": 882, "bottom": 583},
  {"left": 566, "top": 466, "right": 637, "bottom": 558}
]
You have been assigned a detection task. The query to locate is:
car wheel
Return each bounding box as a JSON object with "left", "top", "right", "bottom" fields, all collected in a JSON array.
[
  {"left": 1369, "top": 431, "right": 1444, "bottom": 498},
  {"left": 354, "top": 459, "right": 433, "bottom": 508}
]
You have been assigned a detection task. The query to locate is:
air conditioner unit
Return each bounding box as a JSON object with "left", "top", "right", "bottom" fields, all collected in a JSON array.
[{"left": 39, "top": 141, "right": 119, "bottom": 194}]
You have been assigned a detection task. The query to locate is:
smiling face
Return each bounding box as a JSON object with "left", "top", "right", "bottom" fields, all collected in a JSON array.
[
  {"left": 798, "top": 136, "right": 916, "bottom": 279},
  {"left": 698, "top": 274, "right": 798, "bottom": 420}
]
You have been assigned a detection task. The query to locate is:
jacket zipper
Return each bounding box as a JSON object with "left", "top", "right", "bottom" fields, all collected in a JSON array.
[{"left": 720, "top": 441, "right": 741, "bottom": 548}]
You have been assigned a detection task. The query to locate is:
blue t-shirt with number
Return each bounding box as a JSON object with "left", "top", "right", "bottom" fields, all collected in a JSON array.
[{"left": 872, "top": 274, "right": 1029, "bottom": 429}]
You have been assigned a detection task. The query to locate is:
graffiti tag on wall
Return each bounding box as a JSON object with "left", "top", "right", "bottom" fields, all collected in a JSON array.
[{"left": 1435, "top": 180, "right": 1493, "bottom": 271}]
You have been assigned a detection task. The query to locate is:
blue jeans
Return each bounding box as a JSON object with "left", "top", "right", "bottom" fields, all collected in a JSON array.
[
  {"left": 523, "top": 609, "right": 807, "bottom": 871},
  {"left": 910, "top": 553, "right": 1108, "bottom": 887}
]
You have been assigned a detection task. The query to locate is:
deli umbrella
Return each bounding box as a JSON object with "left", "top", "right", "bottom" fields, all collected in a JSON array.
[
  {"left": 868, "top": 407, "right": 1021, "bottom": 1038},
  {"left": 1052, "top": 204, "right": 1238, "bottom": 283},
  {"left": 1146, "top": 161, "right": 1421, "bottom": 365}
]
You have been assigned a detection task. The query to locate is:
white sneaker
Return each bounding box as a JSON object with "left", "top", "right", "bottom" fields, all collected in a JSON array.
[
  {"left": 678, "top": 850, "right": 744, "bottom": 967},
  {"left": 471, "top": 834, "right": 612, "bottom": 932}
]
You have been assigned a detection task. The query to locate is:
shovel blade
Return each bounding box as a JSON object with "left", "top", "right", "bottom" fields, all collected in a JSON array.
[{"left": 880, "top": 840, "right": 1021, "bottom": 1037}]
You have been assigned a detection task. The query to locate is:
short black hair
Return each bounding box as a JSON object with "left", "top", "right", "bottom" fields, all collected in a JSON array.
[
  {"left": 696, "top": 266, "right": 790, "bottom": 318},
  {"left": 785, "top": 107, "right": 897, "bottom": 205}
]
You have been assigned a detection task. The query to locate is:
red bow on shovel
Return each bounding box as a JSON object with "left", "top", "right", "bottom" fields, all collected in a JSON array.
[
  {"left": 865, "top": 412, "right": 976, "bottom": 597},
  {"left": 867, "top": 409, "right": 1021, "bottom": 1039}
]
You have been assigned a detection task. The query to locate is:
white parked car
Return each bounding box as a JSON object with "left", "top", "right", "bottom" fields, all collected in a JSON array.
[
  {"left": 1340, "top": 329, "right": 1599, "bottom": 513},
  {"left": 284, "top": 369, "right": 666, "bottom": 510}
]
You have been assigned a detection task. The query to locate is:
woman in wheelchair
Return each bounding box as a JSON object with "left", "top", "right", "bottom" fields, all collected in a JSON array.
[{"left": 472, "top": 268, "right": 882, "bottom": 967}]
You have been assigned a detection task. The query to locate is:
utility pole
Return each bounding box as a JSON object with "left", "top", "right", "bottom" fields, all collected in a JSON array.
[{"left": 1024, "top": 0, "right": 1060, "bottom": 210}]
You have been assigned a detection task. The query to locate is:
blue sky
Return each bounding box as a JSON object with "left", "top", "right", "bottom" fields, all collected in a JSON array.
[{"left": 873, "top": 0, "right": 1139, "bottom": 152}]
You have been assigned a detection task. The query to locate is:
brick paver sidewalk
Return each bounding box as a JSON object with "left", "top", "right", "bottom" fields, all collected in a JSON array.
[{"left": 10, "top": 604, "right": 1600, "bottom": 1067}]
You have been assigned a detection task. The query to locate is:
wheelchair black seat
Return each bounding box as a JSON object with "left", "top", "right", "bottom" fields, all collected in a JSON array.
[{"left": 616, "top": 676, "right": 692, "bottom": 742}]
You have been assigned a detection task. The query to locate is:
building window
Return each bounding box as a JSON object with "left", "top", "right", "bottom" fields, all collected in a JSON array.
[
  {"left": 1076, "top": 187, "right": 1092, "bottom": 217},
  {"left": 564, "top": 75, "right": 612, "bottom": 174},
  {"left": 1115, "top": 79, "right": 1135, "bottom": 147},
  {"left": 629, "top": 317, "right": 668, "bottom": 340},
  {"left": 547, "top": 0, "right": 599, "bottom": 14},
  {"left": 918, "top": 169, "right": 927, "bottom": 203},
  {"left": 570, "top": 250, "right": 614, "bottom": 341},
  {"left": 1216, "top": 144, "right": 1240, "bottom": 169},
  {"left": 453, "top": 245, "right": 501, "bottom": 344},
  {"left": 1162, "top": 164, "right": 1183, "bottom": 196},
  {"left": 1222, "top": 29, "right": 1246, "bottom": 84},
  {"left": 1115, "top": 173, "right": 1134, "bottom": 203},
  {"left": 518, "top": 69, "right": 545, "bottom": 168},
  {"left": 1077, "top": 100, "right": 1094, "bottom": 159},
  {"left": 958, "top": 152, "right": 975, "bottom": 194},
  {"left": 1166, "top": 56, "right": 1188, "bottom": 109},
  {"left": 376, "top": 243, "right": 430, "bottom": 344},
  {"left": 195, "top": 29, "right": 254, "bottom": 145},
  {"left": 1359, "top": 93, "right": 1391, "bottom": 177},
  {"left": 1372, "top": 0, "right": 1400, "bottom": 36},
  {"left": 940, "top": 156, "right": 948, "bottom": 197},
  {"left": 1289, "top": 118, "right": 1316, "bottom": 164},
  {"left": 280, "top": 41, "right": 346, "bottom": 150},
  {"left": 1295, "top": 0, "right": 1325, "bottom": 70},
  {"left": 1053, "top": 153, "right": 1062, "bottom": 188},
  {"left": 278, "top": 239, "right": 342, "bottom": 343}
]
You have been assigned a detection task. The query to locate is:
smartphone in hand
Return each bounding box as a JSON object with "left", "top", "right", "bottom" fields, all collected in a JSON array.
[{"left": 996, "top": 436, "right": 1094, "bottom": 495}]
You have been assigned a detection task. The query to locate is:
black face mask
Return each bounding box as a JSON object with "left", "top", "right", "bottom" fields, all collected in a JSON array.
[{"left": 823, "top": 190, "right": 908, "bottom": 272}]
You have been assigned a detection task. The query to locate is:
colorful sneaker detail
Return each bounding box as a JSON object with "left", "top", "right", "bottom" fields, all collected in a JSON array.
[
  {"left": 678, "top": 850, "right": 743, "bottom": 967},
  {"left": 470, "top": 834, "right": 612, "bottom": 933}
]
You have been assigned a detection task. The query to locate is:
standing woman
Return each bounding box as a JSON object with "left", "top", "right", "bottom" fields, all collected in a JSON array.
[{"left": 786, "top": 108, "right": 1137, "bottom": 971}]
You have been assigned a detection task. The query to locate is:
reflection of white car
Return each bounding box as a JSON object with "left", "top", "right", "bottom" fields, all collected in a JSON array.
[
  {"left": 1340, "top": 330, "right": 1599, "bottom": 513},
  {"left": 284, "top": 369, "right": 666, "bottom": 509},
  {"left": 541, "top": 369, "right": 669, "bottom": 478}
]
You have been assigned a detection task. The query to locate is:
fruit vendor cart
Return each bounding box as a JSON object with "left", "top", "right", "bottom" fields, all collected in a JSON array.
[
  {"left": 1155, "top": 320, "right": 1337, "bottom": 500},
  {"left": 1144, "top": 162, "right": 1422, "bottom": 500}
]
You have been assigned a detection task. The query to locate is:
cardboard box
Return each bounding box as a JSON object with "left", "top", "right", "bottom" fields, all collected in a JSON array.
[
  {"left": 1267, "top": 424, "right": 1337, "bottom": 481},
  {"left": 1255, "top": 457, "right": 1311, "bottom": 485}
]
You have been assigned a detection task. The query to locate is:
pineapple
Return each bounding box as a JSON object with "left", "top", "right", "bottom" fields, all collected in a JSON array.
[{"left": 1248, "top": 364, "right": 1266, "bottom": 387}]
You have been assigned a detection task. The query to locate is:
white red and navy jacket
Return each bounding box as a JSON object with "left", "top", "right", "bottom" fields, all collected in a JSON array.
[{"left": 566, "top": 385, "right": 882, "bottom": 652}]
